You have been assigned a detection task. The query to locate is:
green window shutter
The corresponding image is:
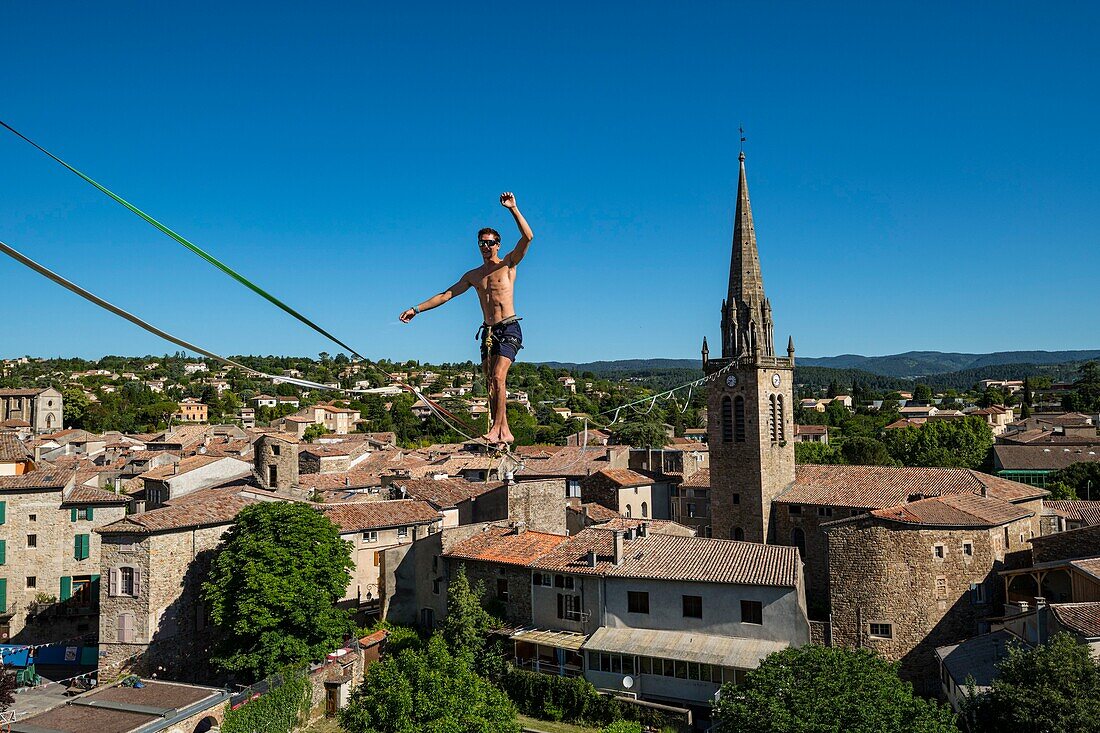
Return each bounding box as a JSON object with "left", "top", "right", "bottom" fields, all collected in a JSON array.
[
  {"left": 0, "top": 501, "right": 6, "bottom": 525},
  {"left": 71, "top": 508, "right": 77, "bottom": 522},
  {"left": 0, "top": 579, "right": 6, "bottom": 612},
  {"left": 83, "top": 534, "right": 90, "bottom": 560},
  {"left": 90, "top": 574, "right": 100, "bottom": 602},
  {"left": 0, "top": 540, "right": 5, "bottom": 566},
  {"left": 74, "top": 534, "right": 89, "bottom": 561},
  {"left": 87, "top": 507, "right": 94, "bottom": 521},
  {"left": 60, "top": 576, "right": 71, "bottom": 601}
]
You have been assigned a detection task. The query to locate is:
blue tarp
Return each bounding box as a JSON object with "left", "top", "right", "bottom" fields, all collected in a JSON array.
[
  {"left": 0, "top": 644, "right": 98, "bottom": 667},
  {"left": 0, "top": 645, "right": 30, "bottom": 668}
]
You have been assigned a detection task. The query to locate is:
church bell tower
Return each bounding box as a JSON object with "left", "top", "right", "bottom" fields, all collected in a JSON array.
[{"left": 704, "top": 151, "right": 795, "bottom": 543}]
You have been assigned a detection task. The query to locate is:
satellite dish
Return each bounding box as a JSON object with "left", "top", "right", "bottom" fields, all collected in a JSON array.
[{"left": 622, "top": 675, "right": 634, "bottom": 689}]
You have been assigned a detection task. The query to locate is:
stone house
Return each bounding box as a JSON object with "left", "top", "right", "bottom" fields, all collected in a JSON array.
[
  {"left": 579, "top": 468, "right": 656, "bottom": 521},
  {"left": 772, "top": 464, "right": 1047, "bottom": 612},
  {"left": 444, "top": 524, "right": 809, "bottom": 708},
  {"left": 0, "top": 387, "right": 63, "bottom": 434},
  {"left": 0, "top": 467, "right": 129, "bottom": 643},
  {"left": 793, "top": 424, "right": 828, "bottom": 444},
  {"left": 824, "top": 492, "right": 1038, "bottom": 691},
  {"left": 321, "top": 499, "right": 441, "bottom": 610},
  {"left": 95, "top": 487, "right": 258, "bottom": 679},
  {"left": 512, "top": 445, "right": 631, "bottom": 499},
  {"left": 389, "top": 477, "right": 505, "bottom": 528}
]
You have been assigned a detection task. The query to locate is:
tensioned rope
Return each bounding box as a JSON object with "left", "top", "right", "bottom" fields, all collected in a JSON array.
[{"left": 0, "top": 119, "right": 490, "bottom": 445}]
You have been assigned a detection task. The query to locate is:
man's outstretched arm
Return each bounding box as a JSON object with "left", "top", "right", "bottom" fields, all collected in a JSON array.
[
  {"left": 399, "top": 276, "right": 472, "bottom": 322},
  {"left": 500, "top": 192, "right": 534, "bottom": 266}
]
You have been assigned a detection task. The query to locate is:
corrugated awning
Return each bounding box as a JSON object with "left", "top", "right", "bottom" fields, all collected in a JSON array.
[
  {"left": 581, "top": 626, "right": 788, "bottom": 668},
  {"left": 510, "top": 627, "right": 588, "bottom": 651}
]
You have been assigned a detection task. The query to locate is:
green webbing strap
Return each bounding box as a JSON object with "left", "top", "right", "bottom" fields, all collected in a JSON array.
[{"left": 0, "top": 118, "right": 367, "bottom": 362}]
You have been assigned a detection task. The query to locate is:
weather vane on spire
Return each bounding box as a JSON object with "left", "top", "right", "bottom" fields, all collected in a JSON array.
[{"left": 739, "top": 124, "right": 746, "bottom": 159}]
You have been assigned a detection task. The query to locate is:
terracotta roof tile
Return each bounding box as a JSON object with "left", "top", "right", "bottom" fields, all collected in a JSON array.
[
  {"left": 680, "top": 468, "right": 710, "bottom": 488},
  {"left": 993, "top": 445, "right": 1100, "bottom": 471},
  {"left": 1050, "top": 602, "right": 1100, "bottom": 637},
  {"left": 97, "top": 488, "right": 256, "bottom": 534},
  {"left": 64, "top": 485, "right": 130, "bottom": 505},
  {"left": 780, "top": 464, "right": 1046, "bottom": 509},
  {"left": 529, "top": 528, "right": 799, "bottom": 587},
  {"left": 390, "top": 477, "right": 502, "bottom": 508},
  {"left": 570, "top": 502, "right": 621, "bottom": 522},
  {"left": 869, "top": 493, "right": 1032, "bottom": 527},
  {"left": 445, "top": 526, "right": 570, "bottom": 567},
  {"left": 322, "top": 500, "right": 440, "bottom": 532},
  {"left": 1045, "top": 501, "right": 1100, "bottom": 526},
  {"left": 590, "top": 468, "right": 652, "bottom": 488},
  {"left": 0, "top": 433, "right": 31, "bottom": 463},
  {"left": 0, "top": 468, "right": 75, "bottom": 490}
]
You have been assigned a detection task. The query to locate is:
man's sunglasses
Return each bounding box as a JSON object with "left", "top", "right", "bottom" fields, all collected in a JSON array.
[{"left": 478, "top": 239, "right": 500, "bottom": 246}]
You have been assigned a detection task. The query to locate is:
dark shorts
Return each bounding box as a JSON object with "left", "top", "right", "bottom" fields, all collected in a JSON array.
[{"left": 480, "top": 319, "right": 524, "bottom": 362}]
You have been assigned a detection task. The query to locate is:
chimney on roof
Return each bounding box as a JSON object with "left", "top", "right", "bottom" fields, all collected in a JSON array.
[
  {"left": 1035, "top": 596, "right": 1048, "bottom": 644},
  {"left": 613, "top": 531, "right": 624, "bottom": 566},
  {"left": 345, "top": 476, "right": 350, "bottom": 487},
  {"left": 513, "top": 521, "right": 527, "bottom": 535},
  {"left": 503, "top": 471, "right": 513, "bottom": 487},
  {"left": 638, "top": 523, "right": 648, "bottom": 538},
  {"left": 586, "top": 549, "right": 597, "bottom": 567}
]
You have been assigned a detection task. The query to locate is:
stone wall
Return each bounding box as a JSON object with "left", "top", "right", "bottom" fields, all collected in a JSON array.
[
  {"left": 255, "top": 435, "right": 299, "bottom": 491},
  {"left": 826, "top": 514, "right": 1034, "bottom": 691},
  {"left": 773, "top": 502, "right": 865, "bottom": 616},
  {"left": 0, "top": 482, "right": 126, "bottom": 642},
  {"left": 506, "top": 479, "right": 567, "bottom": 535},
  {"left": 99, "top": 524, "right": 231, "bottom": 681},
  {"left": 1031, "top": 523, "right": 1100, "bottom": 564},
  {"left": 449, "top": 556, "right": 532, "bottom": 626}
]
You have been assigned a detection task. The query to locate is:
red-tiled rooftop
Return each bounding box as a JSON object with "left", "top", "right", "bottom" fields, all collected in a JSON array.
[
  {"left": 590, "top": 468, "right": 652, "bottom": 488},
  {"left": 322, "top": 500, "right": 440, "bottom": 532},
  {"left": 445, "top": 526, "right": 570, "bottom": 567},
  {"left": 869, "top": 493, "right": 1032, "bottom": 528},
  {"left": 1050, "top": 602, "right": 1100, "bottom": 637},
  {"left": 391, "top": 477, "right": 502, "bottom": 508},
  {"left": 0, "top": 468, "right": 75, "bottom": 490},
  {"left": 64, "top": 485, "right": 131, "bottom": 505},
  {"left": 140, "top": 454, "right": 248, "bottom": 481},
  {"left": 1045, "top": 500, "right": 1100, "bottom": 526},
  {"left": 531, "top": 528, "right": 800, "bottom": 587},
  {"left": 680, "top": 468, "right": 710, "bottom": 488},
  {"left": 0, "top": 433, "right": 30, "bottom": 463},
  {"left": 97, "top": 488, "right": 256, "bottom": 534},
  {"left": 779, "top": 464, "right": 1046, "bottom": 509}
]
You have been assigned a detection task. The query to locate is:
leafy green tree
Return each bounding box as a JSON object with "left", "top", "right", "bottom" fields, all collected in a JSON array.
[
  {"left": 302, "top": 423, "right": 327, "bottom": 442},
  {"left": 441, "top": 566, "right": 496, "bottom": 662},
  {"left": 713, "top": 645, "right": 956, "bottom": 733},
  {"left": 968, "top": 633, "right": 1100, "bottom": 733},
  {"left": 613, "top": 419, "right": 667, "bottom": 448},
  {"left": 840, "top": 437, "right": 897, "bottom": 466},
  {"left": 881, "top": 417, "right": 993, "bottom": 469},
  {"left": 978, "top": 388, "right": 1006, "bottom": 408},
  {"left": 913, "top": 383, "right": 934, "bottom": 402},
  {"left": 825, "top": 399, "right": 850, "bottom": 426},
  {"left": 1049, "top": 462, "right": 1100, "bottom": 501},
  {"left": 1064, "top": 361, "right": 1100, "bottom": 413},
  {"left": 339, "top": 634, "right": 520, "bottom": 733},
  {"left": 794, "top": 441, "right": 843, "bottom": 465},
  {"left": 61, "top": 387, "right": 89, "bottom": 429},
  {"left": 203, "top": 502, "right": 355, "bottom": 681}
]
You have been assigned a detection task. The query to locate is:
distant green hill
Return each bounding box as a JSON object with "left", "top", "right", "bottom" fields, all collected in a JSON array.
[{"left": 796, "top": 350, "right": 1100, "bottom": 378}]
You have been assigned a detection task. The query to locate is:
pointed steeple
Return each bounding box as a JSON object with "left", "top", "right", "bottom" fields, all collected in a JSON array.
[{"left": 723, "top": 151, "right": 774, "bottom": 359}]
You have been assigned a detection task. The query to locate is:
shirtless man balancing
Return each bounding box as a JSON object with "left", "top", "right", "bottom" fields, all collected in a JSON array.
[{"left": 399, "top": 192, "right": 533, "bottom": 445}]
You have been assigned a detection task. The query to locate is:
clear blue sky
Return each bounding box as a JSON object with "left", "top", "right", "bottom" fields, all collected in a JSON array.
[{"left": 2, "top": 2, "right": 1097, "bottom": 363}]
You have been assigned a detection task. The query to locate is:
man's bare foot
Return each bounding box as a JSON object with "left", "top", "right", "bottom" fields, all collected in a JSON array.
[
  {"left": 482, "top": 430, "right": 502, "bottom": 444},
  {"left": 499, "top": 430, "right": 514, "bottom": 444}
]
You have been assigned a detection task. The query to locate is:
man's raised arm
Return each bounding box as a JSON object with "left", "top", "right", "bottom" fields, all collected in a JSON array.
[
  {"left": 399, "top": 275, "right": 472, "bottom": 323},
  {"left": 501, "top": 192, "right": 534, "bottom": 266}
]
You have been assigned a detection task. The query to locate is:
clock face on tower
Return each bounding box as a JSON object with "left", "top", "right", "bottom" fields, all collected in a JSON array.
[
  {"left": 772, "top": 373, "right": 781, "bottom": 388},
  {"left": 726, "top": 374, "right": 738, "bottom": 387}
]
